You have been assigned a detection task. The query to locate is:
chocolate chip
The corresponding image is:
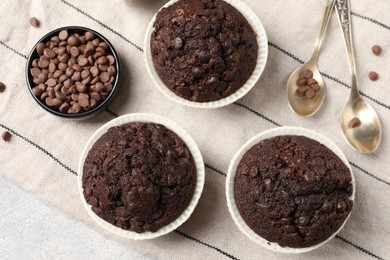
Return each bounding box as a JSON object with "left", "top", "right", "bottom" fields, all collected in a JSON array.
[
  {"left": 307, "top": 78, "right": 317, "bottom": 85},
  {"left": 174, "top": 37, "right": 183, "bottom": 49},
  {"left": 349, "top": 117, "right": 361, "bottom": 128},
  {"left": 191, "top": 66, "right": 205, "bottom": 78},
  {"left": 32, "top": 86, "right": 43, "bottom": 96},
  {"left": 345, "top": 183, "right": 353, "bottom": 196},
  {"left": 296, "top": 86, "right": 308, "bottom": 96},
  {"left": 97, "top": 56, "right": 108, "bottom": 65},
  {"left": 198, "top": 51, "right": 210, "bottom": 63},
  {"left": 43, "top": 48, "right": 56, "bottom": 59},
  {"left": 300, "top": 69, "right": 313, "bottom": 79},
  {"left": 224, "top": 39, "right": 233, "bottom": 49},
  {"left": 99, "top": 72, "right": 110, "bottom": 83},
  {"left": 214, "top": 64, "right": 226, "bottom": 74},
  {"left": 107, "top": 55, "right": 115, "bottom": 65},
  {"left": 305, "top": 88, "right": 315, "bottom": 99},
  {"left": 321, "top": 201, "right": 333, "bottom": 213},
  {"left": 38, "top": 59, "right": 49, "bottom": 69},
  {"left": 296, "top": 78, "right": 307, "bottom": 86},
  {"left": 298, "top": 216, "right": 310, "bottom": 226},
  {"left": 215, "top": 81, "right": 227, "bottom": 93},
  {"left": 36, "top": 43, "right": 46, "bottom": 55},
  {"left": 29, "top": 17, "right": 39, "bottom": 28},
  {"left": 248, "top": 166, "right": 258, "bottom": 177},
  {"left": 282, "top": 225, "right": 296, "bottom": 233},
  {"left": 337, "top": 201, "right": 346, "bottom": 212},
  {"left": 369, "top": 71, "right": 378, "bottom": 81},
  {"left": 311, "top": 83, "right": 320, "bottom": 92},
  {"left": 85, "top": 31, "right": 94, "bottom": 41},
  {"left": 78, "top": 57, "right": 88, "bottom": 67},
  {"left": 0, "top": 82, "right": 6, "bottom": 92},
  {"left": 304, "top": 171, "right": 316, "bottom": 183},
  {"left": 280, "top": 218, "right": 291, "bottom": 225},
  {"left": 46, "top": 78, "right": 57, "bottom": 87},
  {"left": 177, "top": 87, "right": 192, "bottom": 98},
  {"left": 59, "top": 30, "right": 69, "bottom": 41},
  {"left": 372, "top": 45, "right": 382, "bottom": 55},
  {"left": 68, "top": 35, "right": 80, "bottom": 47},
  {"left": 264, "top": 179, "right": 273, "bottom": 191},
  {"left": 70, "top": 46, "right": 80, "bottom": 57},
  {"left": 2, "top": 131, "right": 11, "bottom": 142},
  {"left": 78, "top": 93, "right": 89, "bottom": 107}
]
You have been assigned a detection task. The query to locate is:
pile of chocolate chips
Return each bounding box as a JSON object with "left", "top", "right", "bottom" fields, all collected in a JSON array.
[
  {"left": 29, "top": 30, "right": 117, "bottom": 114},
  {"left": 296, "top": 69, "right": 320, "bottom": 99}
]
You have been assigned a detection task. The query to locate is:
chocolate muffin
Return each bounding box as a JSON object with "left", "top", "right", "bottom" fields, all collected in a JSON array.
[
  {"left": 234, "top": 136, "right": 353, "bottom": 248},
  {"left": 82, "top": 122, "right": 196, "bottom": 233},
  {"left": 151, "top": 0, "right": 258, "bottom": 102}
]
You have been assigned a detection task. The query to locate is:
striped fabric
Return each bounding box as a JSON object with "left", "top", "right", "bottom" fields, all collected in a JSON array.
[{"left": 0, "top": 0, "right": 389, "bottom": 259}]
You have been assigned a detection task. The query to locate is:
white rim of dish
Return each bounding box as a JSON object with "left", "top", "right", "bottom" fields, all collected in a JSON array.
[
  {"left": 77, "top": 113, "right": 205, "bottom": 240},
  {"left": 144, "top": 0, "right": 268, "bottom": 109},
  {"left": 226, "top": 126, "right": 355, "bottom": 254}
]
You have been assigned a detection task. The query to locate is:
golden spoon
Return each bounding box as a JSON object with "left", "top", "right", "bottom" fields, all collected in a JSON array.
[
  {"left": 335, "top": 0, "right": 381, "bottom": 153},
  {"left": 287, "top": 0, "right": 336, "bottom": 117}
]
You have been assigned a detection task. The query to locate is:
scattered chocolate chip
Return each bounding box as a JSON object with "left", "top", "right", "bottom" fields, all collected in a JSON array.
[
  {"left": 2, "top": 131, "right": 11, "bottom": 142},
  {"left": 349, "top": 117, "right": 361, "bottom": 128},
  {"left": 0, "top": 82, "right": 6, "bottom": 92},
  {"left": 372, "top": 45, "right": 382, "bottom": 55},
  {"left": 29, "top": 17, "right": 40, "bottom": 28},
  {"left": 369, "top": 71, "right": 378, "bottom": 81}
]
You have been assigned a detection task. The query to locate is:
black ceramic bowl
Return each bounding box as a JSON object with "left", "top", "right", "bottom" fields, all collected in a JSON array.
[{"left": 26, "top": 26, "right": 121, "bottom": 119}]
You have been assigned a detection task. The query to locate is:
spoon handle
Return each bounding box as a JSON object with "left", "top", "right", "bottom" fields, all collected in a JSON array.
[
  {"left": 335, "top": 0, "right": 359, "bottom": 97},
  {"left": 312, "top": 0, "right": 336, "bottom": 60}
]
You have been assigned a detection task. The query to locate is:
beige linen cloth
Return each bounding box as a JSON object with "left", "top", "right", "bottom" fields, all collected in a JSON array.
[{"left": 1, "top": 0, "right": 389, "bottom": 259}]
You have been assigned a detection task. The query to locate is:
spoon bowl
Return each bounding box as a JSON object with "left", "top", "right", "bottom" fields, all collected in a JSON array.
[
  {"left": 340, "top": 95, "right": 381, "bottom": 153},
  {"left": 287, "top": 59, "right": 325, "bottom": 116},
  {"left": 286, "top": 0, "right": 335, "bottom": 116}
]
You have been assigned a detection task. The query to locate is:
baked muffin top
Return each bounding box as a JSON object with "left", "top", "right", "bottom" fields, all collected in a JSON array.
[
  {"left": 83, "top": 122, "right": 196, "bottom": 233},
  {"left": 234, "top": 135, "right": 353, "bottom": 248},
  {"left": 151, "top": 0, "right": 258, "bottom": 102}
]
